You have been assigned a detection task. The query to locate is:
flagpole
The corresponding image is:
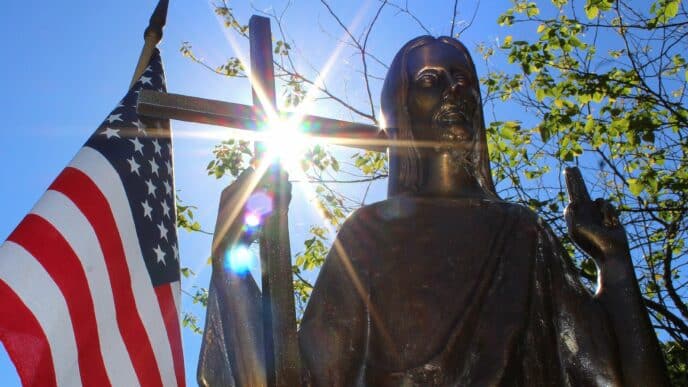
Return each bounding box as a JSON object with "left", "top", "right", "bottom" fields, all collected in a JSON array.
[{"left": 130, "top": 0, "right": 169, "bottom": 88}]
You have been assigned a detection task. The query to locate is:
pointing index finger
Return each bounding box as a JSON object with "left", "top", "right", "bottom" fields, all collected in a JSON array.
[{"left": 565, "top": 167, "right": 592, "bottom": 203}]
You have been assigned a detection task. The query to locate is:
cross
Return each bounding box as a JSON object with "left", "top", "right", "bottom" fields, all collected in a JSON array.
[{"left": 137, "top": 15, "right": 381, "bottom": 387}]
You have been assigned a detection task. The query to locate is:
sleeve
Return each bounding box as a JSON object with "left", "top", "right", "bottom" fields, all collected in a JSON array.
[
  {"left": 197, "top": 168, "right": 267, "bottom": 387},
  {"left": 299, "top": 220, "right": 369, "bottom": 387},
  {"left": 197, "top": 269, "right": 265, "bottom": 387},
  {"left": 536, "top": 220, "right": 624, "bottom": 386}
]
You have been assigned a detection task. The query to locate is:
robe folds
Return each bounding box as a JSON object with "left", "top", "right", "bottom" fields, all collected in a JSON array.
[{"left": 299, "top": 197, "right": 624, "bottom": 386}]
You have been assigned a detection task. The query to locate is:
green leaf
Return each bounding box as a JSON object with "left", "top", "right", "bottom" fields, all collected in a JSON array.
[
  {"left": 585, "top": 4, "right": 599, "bottom": 19},
  {"left": 181, "top": 267, "right": 195, "bottom": 278},
  {"left": 665, "top": 0, "right": 679, "bottom": 20},
  {"left": 526, "top": 3, "right": 540, "bottom": 17},
  {"left": 539, "top": 125, "right": 551, "bottom": 142},
  {"left": 628, "top": 178, "right": 644, "bottom": 196}
]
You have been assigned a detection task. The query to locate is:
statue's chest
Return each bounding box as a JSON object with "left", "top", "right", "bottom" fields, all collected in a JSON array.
[
  {"left": 367, "top": 219, "right": 496, "bottom": 327},
  {"left": 353, "top": 200, "right": 534, "bottom": 368},
  {"left": 365, "top": 202, "right": 513, "bottom": 298}
]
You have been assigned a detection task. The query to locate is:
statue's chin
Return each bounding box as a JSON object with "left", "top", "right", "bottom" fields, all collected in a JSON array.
[
  {"left": 446, "top": 121, "right": 474, "bottom": 142},
  {"left": 429, "top": 121, "right": 474, "bottom": 152}
]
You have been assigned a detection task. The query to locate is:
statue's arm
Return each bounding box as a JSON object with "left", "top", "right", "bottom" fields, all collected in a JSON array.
[
  {"left": 299, "top": 231, "right": 368, "bottom": 387},
  {"left": 564, "top": 167, "right": 669, "bottom": 386},
  {"left": 198, "top": 167, "right": 268, "bottom": 387}
]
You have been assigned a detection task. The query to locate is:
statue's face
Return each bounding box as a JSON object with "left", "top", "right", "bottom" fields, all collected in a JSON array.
[{"left": 406, "top": 41, "right": 478, "bottom": 147}]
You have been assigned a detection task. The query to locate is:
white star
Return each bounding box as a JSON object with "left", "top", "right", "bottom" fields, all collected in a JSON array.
[
  {"left": 133, "top": 119, "right": 145, "bottom": 130},
  {"left": 149, "top": 159, "right": 159, "bottom": 176},
  {"left": 101, "top": 127, "right": 120, "bottom": 139},
  {"left": 133, "top": 119, "right": 148, "bottom": 136},
  {"left": 142, "top": 200, "right": 153, "bottom": 220},
  {"left": 152, "top": 140, "right": 162, "bottom": 155},
  {"left": 154, "top": 245, "right": 166, "bottom": 265},
  {"left": 163, "top": 180, "right": 172, "bottom": 196},
  {"left": 127, "top": 157, "right": 140, "bottom": 175},
  {"left": 106, "top": 113, "right": 122, "bottom": 123},
  {"left": 140, "top": 75, "right": 153, "bottom": 85},
  {"left": 130, "top": 137, "right": 144, "bottom": 154},
  {"left": 145, "top": 179, "right": 156, "bottom": 196},
  {"left": 161, "top": 200, "right": 171, "bottom": 218},
  {"left": 165, "top": 160, "right": 172, "bottom": 173},
  {"left": 172, "top": 244, "right": 179, "bottom": 261},
  {"left": 144, "top": 65, "right": 153, "bottom": 73},
  {"left": 157, "top": 222, "right": 168, "bottom": 240}
]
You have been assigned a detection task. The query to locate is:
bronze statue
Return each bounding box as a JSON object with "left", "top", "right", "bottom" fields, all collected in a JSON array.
[{"left": 199, "top": 36, "right": 669, "bottom": 386}]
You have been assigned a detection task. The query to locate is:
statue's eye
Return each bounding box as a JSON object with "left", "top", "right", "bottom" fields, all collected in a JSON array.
[
  {"left": 417, "top": 73, "right": 438, "bottom": 87},
  {"left": 453, "top": 73, "right": 467, "bottom": 86}
]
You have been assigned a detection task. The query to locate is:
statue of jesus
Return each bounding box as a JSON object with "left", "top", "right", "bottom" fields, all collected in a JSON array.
[{"left": 199, "top": 35, "right": 669, "bottom": 387}]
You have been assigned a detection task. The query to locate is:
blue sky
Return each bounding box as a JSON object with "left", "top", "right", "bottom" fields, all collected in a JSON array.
[{"left": 0, "top": 1, "right": 517, "bottom": 385}]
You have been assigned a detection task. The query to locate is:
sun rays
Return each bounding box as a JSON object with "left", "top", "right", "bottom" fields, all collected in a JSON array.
[{"left": 177, "top": 2, "right": 404, "bottom": 361}]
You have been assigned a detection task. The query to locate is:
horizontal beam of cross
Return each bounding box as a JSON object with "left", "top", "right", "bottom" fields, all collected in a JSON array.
[{"left": 137, "top": 90, "right": 385, "bottom": 152}]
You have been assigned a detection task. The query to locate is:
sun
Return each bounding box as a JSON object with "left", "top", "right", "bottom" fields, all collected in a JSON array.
[{"left": 260, "top": 117, "right": 311, "bottom": 176}]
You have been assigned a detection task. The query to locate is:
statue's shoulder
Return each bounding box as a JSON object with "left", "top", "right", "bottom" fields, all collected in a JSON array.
[
  {"left": 503, "top": 200, "right": 542, "bottom": 222},
  {"left": 501, "top": 200, "right": 553, "bottom": 235},
  {"left": 340, "top": 197, "right": 548, "bottom": 232},
  {"left": 347, "top": 196, "right": 542, "bottom": 217}
]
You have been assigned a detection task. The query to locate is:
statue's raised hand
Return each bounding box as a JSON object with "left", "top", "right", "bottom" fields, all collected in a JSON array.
[{"left": 564, "top": 167, "right": 630, "bottom": 268}]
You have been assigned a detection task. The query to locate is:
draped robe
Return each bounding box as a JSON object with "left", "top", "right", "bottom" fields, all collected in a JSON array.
[{"left": 299, "top": 196, "right": 624, "bottom": 386}]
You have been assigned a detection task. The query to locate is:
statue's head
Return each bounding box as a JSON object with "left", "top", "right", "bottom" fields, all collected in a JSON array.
[{"left": 381, "top": 36, "right": 497, "bottom": 197}]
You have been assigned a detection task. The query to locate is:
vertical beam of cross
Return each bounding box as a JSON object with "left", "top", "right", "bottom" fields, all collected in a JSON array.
[
  {"left": 249, "top": 16, "right": 277, "bottom": 157},
  {"left": 248, "top": 15, "right": 302, "bottom": 387}
]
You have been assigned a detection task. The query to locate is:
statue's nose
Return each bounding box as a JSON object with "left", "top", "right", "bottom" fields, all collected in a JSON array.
[{"left": 443, "top": 78, "right": 463, "bottom": 101}]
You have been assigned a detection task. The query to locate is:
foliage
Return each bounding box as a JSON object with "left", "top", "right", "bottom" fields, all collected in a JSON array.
[
  {"left": 663, "top": 341, "right": 688, "bottom": 386},
  {"left": 179, "top": 0, "right": 687, "bottom": 377},
  {"left": 176, "top": 194, "right": 202, "bottom": 233}
]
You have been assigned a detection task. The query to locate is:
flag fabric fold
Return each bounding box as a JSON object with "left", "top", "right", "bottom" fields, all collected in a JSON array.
[{"left": 0, "top": 49, "right": 185, "bottom": 387}]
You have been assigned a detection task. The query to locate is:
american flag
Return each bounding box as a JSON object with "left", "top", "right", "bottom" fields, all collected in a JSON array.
[{"left": 0, "top": 49, "right": 185, "bottom": 387}]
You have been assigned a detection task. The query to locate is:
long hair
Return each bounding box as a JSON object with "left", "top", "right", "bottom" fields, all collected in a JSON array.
[{"left": 381, "top": 36, "right": 498, "bottom": 198}]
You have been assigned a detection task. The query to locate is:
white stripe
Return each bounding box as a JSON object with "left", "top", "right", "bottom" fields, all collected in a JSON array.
[
  {"left": 170, "top": 281, "right": 181, "bottom": 321},
  {"left": 30, "top": 191, "right": 140, "bottom": 387},
  {"left": 70, "top": 147, "right": 177, "bottom": 387},
  {"left": 0, "top": 242, "right": 83, "bottom": 387}
]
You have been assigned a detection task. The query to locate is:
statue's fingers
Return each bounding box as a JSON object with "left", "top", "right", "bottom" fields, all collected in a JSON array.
[
  {"left": 565, "top": 167, "right": 592, "bottom": 204},
  {"left": 598, "top": 198, "right": 620, "bottom": 228}
]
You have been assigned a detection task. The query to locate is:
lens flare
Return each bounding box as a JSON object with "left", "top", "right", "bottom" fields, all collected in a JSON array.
[
  {"left": 225, "top": 245, "right": 254, "bottom": 275},
  {"left": 246, "top": 190, "right": 274, "bottom": 216},
  {"left": 244, "top": 212, "right": 261, "bottom": 227}
]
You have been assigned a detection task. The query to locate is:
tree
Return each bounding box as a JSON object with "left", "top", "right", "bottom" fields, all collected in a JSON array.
[
  {"left": 487, "top": 0, "right": 687, "bottom": 347},
  {"left": 179, "top": 0, "right": 687, "bottom": 380}
]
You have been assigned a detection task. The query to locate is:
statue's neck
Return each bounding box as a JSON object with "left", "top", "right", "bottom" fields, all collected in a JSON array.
[
  {"left": 415, "top": 151, "right": 486, "bottom": 198},
  {"left": 387, "top": 149, "right": 487, "bottom": 199}
]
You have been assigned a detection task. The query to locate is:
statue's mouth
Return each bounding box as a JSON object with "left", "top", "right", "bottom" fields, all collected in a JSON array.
[
  {"left": 438, "top": 112, "right": 467, "bottom": 126},
  {"left": 434, "top": 104, "right": 473, "bottom": 142},
  {"left": 435, "top": 104, "right": 467, "bottom": 125}
]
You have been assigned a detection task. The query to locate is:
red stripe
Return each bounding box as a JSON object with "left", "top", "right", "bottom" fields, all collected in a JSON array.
[
  {"left": 50, "top": 167, "right": 163, "bottom": 387},
  {"left": 9, "top": 215, "right": 111, "bottom": 386},
  {"left": 0, "top": 280, "right": 58, "bottom": 387},
  {"left": 155, "top": 284, "right": 186, "bottom": 387}
]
